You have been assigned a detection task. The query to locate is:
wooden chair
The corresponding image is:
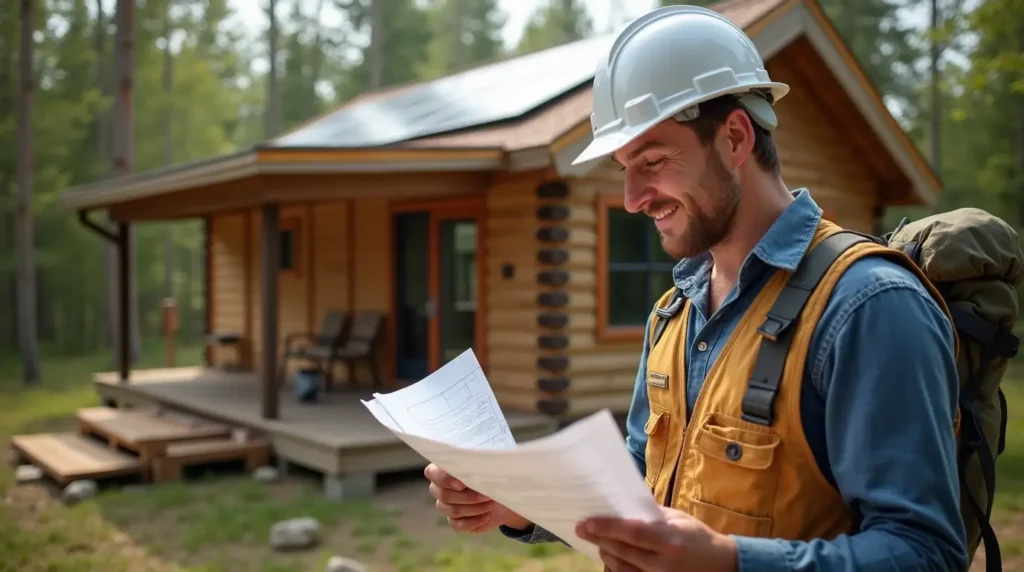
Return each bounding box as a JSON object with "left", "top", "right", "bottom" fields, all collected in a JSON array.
[
  {"left": 278, "top": 310, "right": 348, "bottom": 388},
  {"left": 330, "top": 311, "right": 386, "bottom": 389}
]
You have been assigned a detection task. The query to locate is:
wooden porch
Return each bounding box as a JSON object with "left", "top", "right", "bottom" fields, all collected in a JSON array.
[{"left": 92, "top": 366, "right": 558, "bottom": 499}]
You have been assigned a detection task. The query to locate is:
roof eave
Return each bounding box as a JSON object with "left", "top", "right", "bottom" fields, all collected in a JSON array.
[{"left": 58, "top": 148, "right": 504, "bottom": 211}]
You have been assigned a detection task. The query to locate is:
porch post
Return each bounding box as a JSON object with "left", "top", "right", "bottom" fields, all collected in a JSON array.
[
  {"left": 260, "top": 203, "right": 280, "bottom": 420},
  {"left": 117, "top": 222, "right": 131, "bottom": 383}
]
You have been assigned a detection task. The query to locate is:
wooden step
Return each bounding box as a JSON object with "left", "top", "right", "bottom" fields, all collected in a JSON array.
[
  {"left": 77, "top": 406, "right": 230, "bottom": 452},
  {"left": 10, "top": 432, "right": 143, "bottom": 486},
  {"left": 152, "top": 437, "right": 271, "bottom": 483}
]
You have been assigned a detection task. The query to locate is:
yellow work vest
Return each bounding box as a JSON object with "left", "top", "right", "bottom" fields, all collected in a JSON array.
[{"left": 642, "top": 219, "right": 952, "bottom": 540}]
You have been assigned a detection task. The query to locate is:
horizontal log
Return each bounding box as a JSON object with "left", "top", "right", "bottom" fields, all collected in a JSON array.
[
  {"left": 538, "top": 355, "right": 569, "bottom": 373},
  {"left": 537, "top": 377, "right": 570, "bottom": 393},
  {"left": 537, "top": 398, "right": 569, "bottom": 416},
  {"left": 538, "top": 335, "right": 569, "bottom": 350},
  {"left": 536, "top": 180, "right": 569, "bottom": 199},
  {"left": 537, "top": 249, "right": 568, "bottom": 265},
  {"left": 537, "top": 205, "right": 570, "bottom": 222},
  {"left": 536, "top": 227, "right": 569, "bottom": 243},
  {"left": 537, "top": 291, "right": 569, "bottom": 308}
]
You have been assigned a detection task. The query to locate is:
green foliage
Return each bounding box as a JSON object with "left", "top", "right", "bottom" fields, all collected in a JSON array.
[
  {"left": 419, "top": 0, "right": 507, "bottom": 79},
  {"left": 515, "top": 0, "right": 593, "bottom": 55}
]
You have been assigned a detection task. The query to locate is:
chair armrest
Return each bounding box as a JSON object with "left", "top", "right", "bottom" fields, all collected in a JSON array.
[{"left": 282, "top": 332, "right": 316, "bottom": 351}]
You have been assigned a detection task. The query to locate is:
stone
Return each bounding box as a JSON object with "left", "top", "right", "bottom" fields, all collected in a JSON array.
[
  {"left": 270, "top": 517, "right": 322, "bottom": 551},
  {"left": 14, "top": 465, "right": 43, "bottom": 483},
  {"left": 324, "top": 556, "right": 368, "bottom": 572},
  {"left": 252, "top": 466, "right": 279, "bottom": 482},
  {"left": 379, "top": 503, "right": 401, "bottom": 517},
  {"left": 62, "top": 480, "right": 98, "bottom": 504}
]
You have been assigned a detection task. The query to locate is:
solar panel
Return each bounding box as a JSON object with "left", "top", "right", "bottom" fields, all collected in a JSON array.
[{"left": 269, "top": 33, "right": 615, "bottom": 149}]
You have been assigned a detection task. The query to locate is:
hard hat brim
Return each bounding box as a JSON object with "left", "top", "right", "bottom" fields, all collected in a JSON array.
[{"left": 570, "top": 82, "right": 790, "bottom": 167}]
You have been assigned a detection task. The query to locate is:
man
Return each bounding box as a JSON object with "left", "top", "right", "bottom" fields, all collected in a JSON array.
[{"left": 424, "top": 5, "right": 968, "bottom": 571}]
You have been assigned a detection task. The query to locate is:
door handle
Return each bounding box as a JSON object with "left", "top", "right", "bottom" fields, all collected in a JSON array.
[{"left": 424, "top": 299, "right": 436, "bottom": 317}]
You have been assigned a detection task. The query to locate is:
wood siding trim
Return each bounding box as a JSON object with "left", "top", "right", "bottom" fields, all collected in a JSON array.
[
  {"left": 202, "top": 216, "right": 212, "bottom": 366},
  {"left": 346, "top": 199, "right": 356, "bottom": 312},
  {"left": 243, "top": 211, "right": 253, "bottom": 369},
  {"left": 305, "top": 204, "right": 316, "bottom": 333},
  {"left": 595, "top": 191, "right": 646, "bottom": 343}
]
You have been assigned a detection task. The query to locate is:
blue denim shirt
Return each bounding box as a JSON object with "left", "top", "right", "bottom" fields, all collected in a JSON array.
[{"left": 501, "top": 189, "right": 968, "bottom": 571}]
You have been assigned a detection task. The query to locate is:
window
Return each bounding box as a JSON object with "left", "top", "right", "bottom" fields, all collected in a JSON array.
[
  {"left": 279, "top": 217, "right": 302, "bottom": 274},
  {"left": 279, "top": 230, "right": 295, "bottom": 270},
  {"left": 597, "top": 193, "right": 677, "bottom": 340}
]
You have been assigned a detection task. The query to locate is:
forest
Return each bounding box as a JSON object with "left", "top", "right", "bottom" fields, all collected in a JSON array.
[{"left": 2, "top": 0, "right": 1022, "bottom": 383}]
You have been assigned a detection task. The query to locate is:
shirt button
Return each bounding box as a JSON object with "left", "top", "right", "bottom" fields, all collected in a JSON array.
[{"left": 697, "top": 341, "right": 708, "bottom": 352}]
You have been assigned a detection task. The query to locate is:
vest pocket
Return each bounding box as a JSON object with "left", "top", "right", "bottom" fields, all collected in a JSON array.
[
  {"left": 643, "top": 404, "right": 670, "bottom": 490},
  {"left": 689, "top": 498, "right": 773, "bottom": 538},
  {"left": 688, "top": 412, "right": 781, "bottom": 531}
]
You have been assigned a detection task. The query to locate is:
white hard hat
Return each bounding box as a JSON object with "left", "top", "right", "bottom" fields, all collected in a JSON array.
[{"left": 571, "top": 5, "right": 790, "bottom": 166}]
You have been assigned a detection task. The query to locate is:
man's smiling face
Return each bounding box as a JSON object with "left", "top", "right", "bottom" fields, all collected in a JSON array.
[{"left": 612, "top": 114, "right": 742, "bottom": 260}]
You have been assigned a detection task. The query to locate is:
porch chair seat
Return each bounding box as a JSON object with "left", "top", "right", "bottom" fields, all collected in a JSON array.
[
  {"left": 331, "top": 311, "right": 385, "bottom": 390},
  {"left": 278, "top": 310, "right": 348, "bottom": 389}
]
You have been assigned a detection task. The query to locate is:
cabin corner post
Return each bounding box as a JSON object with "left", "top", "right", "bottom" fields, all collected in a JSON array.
[
  {"left": 535, "top": 180, "right": 571, "bottom": 417},
  {"left": 260, "top": 203, "right": 280, "bottom": 420}
]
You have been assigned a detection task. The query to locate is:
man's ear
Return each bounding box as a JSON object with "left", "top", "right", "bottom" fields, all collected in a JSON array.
[{"left": 719, "top": 108, "right": 756, "bottom": 169}]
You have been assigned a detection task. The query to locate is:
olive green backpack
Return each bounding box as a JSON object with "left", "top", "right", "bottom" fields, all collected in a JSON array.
[
  {"left": 884, "top": 208, "right": 1022, "bottom": 572},
  {"left": 648, "top": 208, "right": 1021, "bottom": 571}
]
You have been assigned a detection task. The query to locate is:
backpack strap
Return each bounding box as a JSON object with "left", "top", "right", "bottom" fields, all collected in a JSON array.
[
  {"left": 741, "top": 230, "right": 872, "bottom": 425},
  {"left": 947, "top": 303, "right": 1019, "bottom": 572},
  {"left": 651, "top": 288, "right": 686, "bottom": 349}
]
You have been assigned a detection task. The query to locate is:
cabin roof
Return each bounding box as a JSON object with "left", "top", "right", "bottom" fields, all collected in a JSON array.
[{"left": 58, "top": 0, "right": 941, "bottom": 211}]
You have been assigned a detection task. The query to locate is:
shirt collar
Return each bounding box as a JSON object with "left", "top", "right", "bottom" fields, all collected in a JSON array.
[{"left": 672, "top": 188, "right": 823, "bottom": 292}]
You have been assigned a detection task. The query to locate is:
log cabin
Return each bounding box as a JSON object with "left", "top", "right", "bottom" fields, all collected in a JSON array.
[{"left": 47, "top": 0, "right": 940, "bottom": 495}]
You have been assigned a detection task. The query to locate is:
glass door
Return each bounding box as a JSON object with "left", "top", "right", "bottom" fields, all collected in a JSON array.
[
  {"left": 392, "top": 198, "right": 484, "bottom": 380},
  {"left": 393, "top": 212, "right": 430, "bottom": 380},
  {"left": 437, "top": 218, "right": 478, "bottom": 366}
]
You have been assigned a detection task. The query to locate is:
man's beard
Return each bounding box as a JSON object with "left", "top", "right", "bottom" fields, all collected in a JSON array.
[{"left": 658, "top": 148, "right": 740, "bottom": 260}]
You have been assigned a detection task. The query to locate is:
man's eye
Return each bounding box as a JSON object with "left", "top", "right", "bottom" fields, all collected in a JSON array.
[{"left": 645, "top": 158, "right": 665, "bottom": 169}]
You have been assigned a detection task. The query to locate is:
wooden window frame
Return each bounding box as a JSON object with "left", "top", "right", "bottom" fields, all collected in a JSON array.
[
  {"left": 279, "top": 215, "right": 303, "bottom": 277},
  {"left": 595, "top": 192, "right": 676, "bottom": 343}
]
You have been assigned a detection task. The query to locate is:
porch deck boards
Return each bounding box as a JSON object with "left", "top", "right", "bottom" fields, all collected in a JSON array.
[{"left": 92, "top": 367, "right": 559, "bottom": 497}]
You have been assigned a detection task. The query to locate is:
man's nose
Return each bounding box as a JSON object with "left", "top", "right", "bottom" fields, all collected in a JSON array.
[{"left": 622, "top": 175, "right": 654, "bottom": 214}]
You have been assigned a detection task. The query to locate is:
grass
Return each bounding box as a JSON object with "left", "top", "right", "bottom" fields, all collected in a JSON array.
[{"left": 2, "top": 344, "right": 1024, "bottom": 571}]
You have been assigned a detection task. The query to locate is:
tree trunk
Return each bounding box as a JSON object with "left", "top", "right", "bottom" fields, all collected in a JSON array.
[
  {"left": 163, "top": 0, "right": 174, "bottom": 299},
  {"left": 368, "top": 0, "right": 384, "bottom": 89},
  {"left": 16, "top": 0, "right": 41, "bottom": 384},
  {"left": 113, "top": 0, "right": 141, "bottom": 364},
  {"left": 94, "top": 0, "right": 118, "bottom": 352},
  {"left": 930, "top": 0, "right": 941, "bottom": 176},
  {"left": 266, "top": 0, "right": 280, "bottom": 137}
]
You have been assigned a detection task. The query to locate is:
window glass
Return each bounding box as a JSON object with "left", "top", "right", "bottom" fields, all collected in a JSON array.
[{"left": 605, "top": 208, "right": 676, "bottom": 327}]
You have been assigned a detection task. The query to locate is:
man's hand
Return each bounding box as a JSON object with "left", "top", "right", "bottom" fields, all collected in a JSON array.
[
  {"left": 575, "top": 506, "right": 738, "bottom": 572},
  {"left": 424, "top": 463, "right": 532, "bottom": 534}
]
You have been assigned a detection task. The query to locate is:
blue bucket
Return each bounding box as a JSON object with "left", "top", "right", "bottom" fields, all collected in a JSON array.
[{"left": 294, "top": 368, "right": 320, "bottom": 402}]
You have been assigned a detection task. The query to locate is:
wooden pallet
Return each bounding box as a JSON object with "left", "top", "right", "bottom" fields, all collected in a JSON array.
[
  {"left": 10, "top": 432, "right": 143, "bottom": 486},
  {"left": 151, "top": 437, "right": 271, "bottom": 483}
]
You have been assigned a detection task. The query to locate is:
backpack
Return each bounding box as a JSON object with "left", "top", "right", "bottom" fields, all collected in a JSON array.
[{"left": 649, "top": 208, "right": 1022, "bottom": 571}]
